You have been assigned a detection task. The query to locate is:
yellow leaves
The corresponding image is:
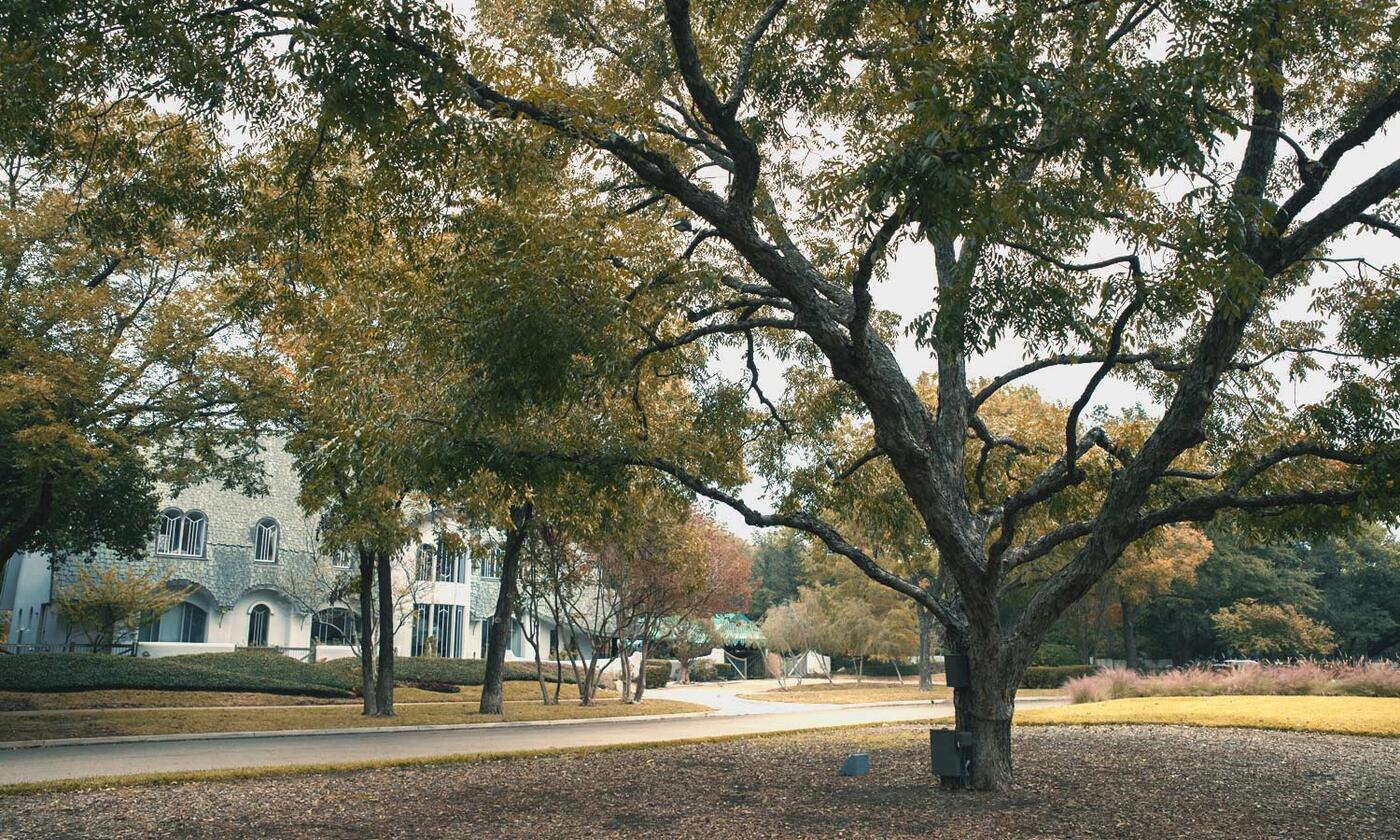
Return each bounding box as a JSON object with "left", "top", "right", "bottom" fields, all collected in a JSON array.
[{"left": 1115, "top": 525, "right": 1213, "bottom": 604}]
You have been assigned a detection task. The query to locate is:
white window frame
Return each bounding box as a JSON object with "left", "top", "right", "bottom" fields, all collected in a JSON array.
[
  {"left": 156, "top": 509, "right": 207, "bottom": 558},
  {"left": 252, "top": 518, "right": 280, "bottom": 564}
]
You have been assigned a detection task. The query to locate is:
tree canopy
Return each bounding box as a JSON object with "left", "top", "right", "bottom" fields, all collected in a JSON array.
[{"left": 11, "top": 0, "right": 1400, "bottom": 791}]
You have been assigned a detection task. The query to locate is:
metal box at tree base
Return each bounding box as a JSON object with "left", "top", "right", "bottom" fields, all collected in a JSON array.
[
  {"left": 944, "top": 654, "right": 971, "bottom": 688},
  {"left": 930, "top": 729, "right": 974, "bottom": 780}
]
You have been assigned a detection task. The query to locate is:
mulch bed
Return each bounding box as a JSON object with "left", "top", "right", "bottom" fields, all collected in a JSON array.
[{"left": 2, "top": 724, "right": 1396, "bottom": 839}]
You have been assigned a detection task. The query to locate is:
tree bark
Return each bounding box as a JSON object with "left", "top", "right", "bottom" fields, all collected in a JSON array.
[
  {"left": 918, "top": 604, "right": 934, "bottom": 690},
  {"left": 374, "top": 549, "right": 396, "bottom": 716},
  {"left": 1121, "top": 596, "right": 1140, "bottom": 671},
  {"left": 632, "top": 638, "right": 651, "bottom": 703},
  {"left": 356, "top": 545, "right": 378, "bottom": 716},
  {"left": 945, "top": 640, "right": 1018, "bottom": 792},
  {"left": 528, "top": 607, "right": 555, "bottom": 704},
  {"left": 480, "top": 502, "right": 533, "bottom": 715}
]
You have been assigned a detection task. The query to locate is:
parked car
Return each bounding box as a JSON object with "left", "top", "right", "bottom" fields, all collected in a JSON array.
[{"left": 1210, "top": 659, "right": 1260, "bottom": 670}]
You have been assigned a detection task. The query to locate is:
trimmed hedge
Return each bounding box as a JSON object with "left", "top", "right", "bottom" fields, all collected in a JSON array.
[
  {"left": 1021, "top": 664, "right": 1097, "bottom": 688},
  {"left": 0, "top": 651, "right": 354, "bottom": 697},
  {"left": 1032, "top": 643, "right": 1081, "bottom": 667},
  {"left": 320, "top": 657, "right": 581, "bottom": 687},
  {"left": 644, "top": 660, "right": 671, "bottom": 689},
  {"left": 686, "top": 661, "right": 722, "bottom": 683},
  {"left": 0, "top": 651, "right": 582, "bottom": 696}
]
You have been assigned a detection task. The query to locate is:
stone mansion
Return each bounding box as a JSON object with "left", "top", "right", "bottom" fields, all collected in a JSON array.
[{"left": 0, "top": 442, "right": 552, "bottom": 663}]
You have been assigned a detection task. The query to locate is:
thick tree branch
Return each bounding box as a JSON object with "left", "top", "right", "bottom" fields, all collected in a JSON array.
[
  {"left": 634, "top": 456, "right": 963, "bottom": 630},
  {"left": 1274, "top": 86, "right": 1400, "bottom": 231}
]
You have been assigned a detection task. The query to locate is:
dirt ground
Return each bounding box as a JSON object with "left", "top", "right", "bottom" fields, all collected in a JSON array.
[{"left": 2, "top": 724, "right": 1396, "bottom": 839}]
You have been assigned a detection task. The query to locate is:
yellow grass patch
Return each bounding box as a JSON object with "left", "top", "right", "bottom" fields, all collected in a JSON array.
[{"left": 1017, "top": 695, "right": 1400, "bottom": 737}]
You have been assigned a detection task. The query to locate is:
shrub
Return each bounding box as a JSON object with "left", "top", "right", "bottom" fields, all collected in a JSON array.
[
  {"left": 1065, "top": 661, "right": 1400, "bottom": 703},
  {"left": 319, "top": 657, "right": 580, "bottom": 687},
  {"left": 1021, "top": 665, "right": 1097, "bottom": 688},
  {"left": 408, "top": 679, "right": 460, "bottom": 694},
  {"left": 1032, "top": 643, "right": 1081, "bottom": 667},
  {"left": 0, "top": 651, "right": 354, "bottom": 697},
  {"left": 687, "top": 661, "right": 720, "bottom": 683},
  {"left": 644, "top": 660, "right": 671, "bottom": 689}
]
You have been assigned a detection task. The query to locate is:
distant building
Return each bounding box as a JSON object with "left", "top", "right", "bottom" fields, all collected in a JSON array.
[{"left": 0, "top": 441, "right": 554, "bottom": 663}]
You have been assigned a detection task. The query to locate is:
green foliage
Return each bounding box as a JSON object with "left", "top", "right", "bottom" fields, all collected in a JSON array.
[
  {"left": 1136, "top": 525, "right": 1400, "bottom": 661},
  {"left": 643, "top": 660, "right": 671, "bottom": 689},
  {"left": 0, "top": 98, "right": 279, "bottom": 575},
  {"left": 686, "top": 661, "right": 721, "bottom": 683},
  {"left": 0, "top": 651, "right": 353, "bottom": 697},
  {"left": 748, "top": 531, "right": 807, "bottom": 619},
  {"left": 1021, "top": 665, "right": 1098, "bottom": 689},
  {"left": 318, "top": 656, "right": 579, "bottom": 686},
  {"left": 52, "top": 566, "right": 192, "bottom": 647},
  {"left": 1032, "top": 644, "right": 1082, "bottom": 667},
  {"left": 1211, "top": 600, "right": 1336, "bottom": 658}
]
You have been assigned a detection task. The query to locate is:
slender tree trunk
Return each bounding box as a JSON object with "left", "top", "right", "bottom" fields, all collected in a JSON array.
[
  {"left": 1121, "top": 596, "right": 1140, "bottom": 671},
  {"left": 356, "top": 545, "right": 378, "bottom": 716},
  {"left": 893, "top": 661, "right": 903, "bottom": 684},
  {"left": 529, "top": 609, "right": 554, "bottom": 704},
  {"left": 679, "top": 656, "right": 690, "bottom": 684},
  {"left": 374, "top": 549, "right": 395, "bottom": 717},
  {"left": 480, "top": 503, "right": 533, "bottom": 715},
  {"left": 632, "top": 638, "right": 652, "bottom": 703},
  {"left": 918, "top": 605, "right": 934, "bottom": 690},
  {"left": 618, "top": 644, "right": 634, "bottom": 702}
]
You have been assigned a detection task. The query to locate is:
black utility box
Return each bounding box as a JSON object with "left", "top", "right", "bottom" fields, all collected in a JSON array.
[
  {"left": 944, "top": 653, "right": 971, "bottom": 688},
  {"left": 930, "top": 729, "right": 974, "bottom": 780}
]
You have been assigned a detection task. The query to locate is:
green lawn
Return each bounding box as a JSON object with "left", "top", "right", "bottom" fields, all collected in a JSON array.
[
  {"left": 0, "top": 696, "right": 705, "bottom": 742},
  {"left": 1017, "top": 695, "right": 1400, "bottom": 737}
]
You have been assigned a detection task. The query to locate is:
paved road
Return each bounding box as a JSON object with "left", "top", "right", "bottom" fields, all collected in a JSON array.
[{"left": 0, "top": 690, "right": 1067, "bottom": 786}]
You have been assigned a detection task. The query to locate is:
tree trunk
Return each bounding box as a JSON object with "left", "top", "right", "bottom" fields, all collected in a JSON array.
[
  {"left": 618, "top": 646, "right": 634, "bottom": 703},
  {"left": 632, "top": 640, "right": 651, "bottom": 703},
  {"left": 1121, "top": 596, "right": 1140, "bottom": 671},
  {"left": 679, "top": 657, "right": 691, "bottom": 684},
  {"left": 356, "top": 545, "right": 378, "bottom": 716},
  {"left": 480, "top": 503, "right": 532, "bottom": 715},
  {"left": 918, "top": 605, "right": 934, "bottom": 690},
  {"left": 374, "top": 549, "right": 395, "bottom": 717},
  {"left": 943, "top": 639, "right": 1018, "bottom": 792},
  {"left": 529, "top": 610, "right": 555, "bottom": 704}
]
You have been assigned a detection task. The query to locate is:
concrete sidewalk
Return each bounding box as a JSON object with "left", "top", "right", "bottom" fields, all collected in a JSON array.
[{"left": 0, "top": 696, "right": 1068, "bottom": 786}]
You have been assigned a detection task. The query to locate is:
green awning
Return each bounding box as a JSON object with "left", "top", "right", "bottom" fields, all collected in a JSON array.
[{"left": 712, "top": 612, "right": 765, "bottom": 647}]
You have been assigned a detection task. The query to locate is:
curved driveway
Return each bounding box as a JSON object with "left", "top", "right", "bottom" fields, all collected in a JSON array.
[{"left": 0, "top": 681, "right": 1067, "bottom": 786}]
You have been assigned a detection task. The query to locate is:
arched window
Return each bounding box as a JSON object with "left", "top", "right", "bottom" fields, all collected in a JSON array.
[
  {"left": 247, "top": 604, "right": 271, "bottom": 647},
  {"left": 311, "top": 608, "right": 356, "bottom": 645},
  {"left": 156, "top": 509, "right": 207, "bottom": 558},
  {"left": 252, "top": 518, "right": 279, "bottom": 563},
  {"left": 415, "top": 543, "right": 434, "bottom": 581}
]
